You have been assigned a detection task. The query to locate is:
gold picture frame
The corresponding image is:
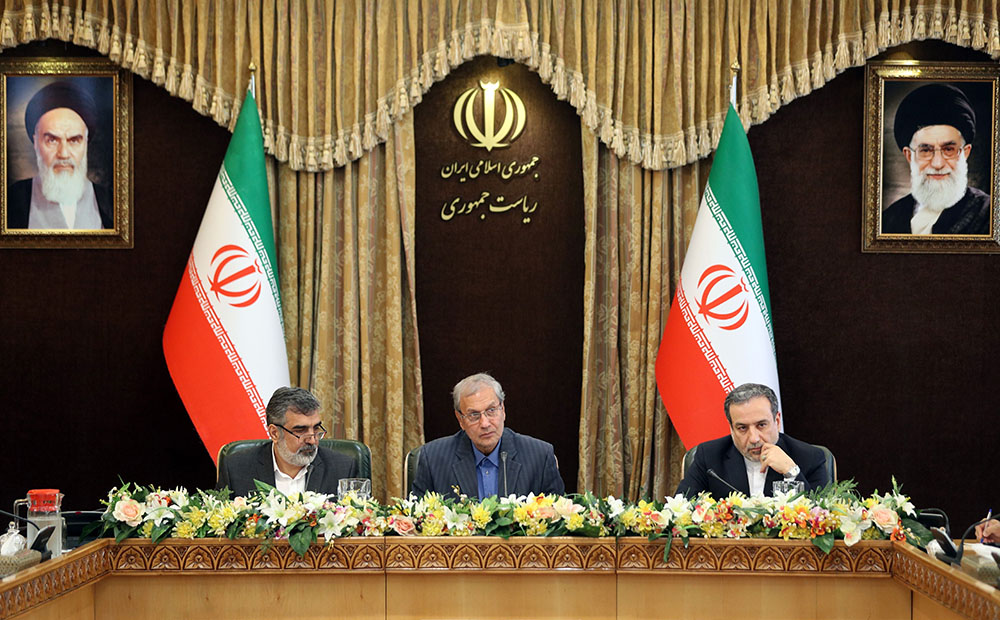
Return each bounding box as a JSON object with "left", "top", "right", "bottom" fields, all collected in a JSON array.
[
  {"left": 862, "top": 61, "right": 1000, "bottom": 253},
  {"left": 0, "top": 57, "right": 132, "bottom": 248}
]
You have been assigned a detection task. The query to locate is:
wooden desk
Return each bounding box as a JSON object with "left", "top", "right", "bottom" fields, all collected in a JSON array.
[{"left": 1, "top": 537, "right": 997, "bottom": 619}]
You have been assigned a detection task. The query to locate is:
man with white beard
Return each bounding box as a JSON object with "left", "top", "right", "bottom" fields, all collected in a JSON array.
[
  {"left": 215, "top": 387, "right": 359, "bottom": 497},
  {"left": 6, "top": 81, "right": 113, "bottom": 230},
  {"left": 882, "top": 83, "right": 990, "bottom": 235}
]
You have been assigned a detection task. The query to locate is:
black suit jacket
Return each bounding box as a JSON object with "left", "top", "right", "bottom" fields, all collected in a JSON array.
[
  {"left": 675, "top": 433, "right": 829, "bottom": 498},
  {"left": 7, "top": 178, "right": 114, "bottom": 229},
  {"left": 215, "top": 442, "right": 359, "bottom": 497},
  {"left": 411, "top": 428, "right": 565, "bottom": 500}
]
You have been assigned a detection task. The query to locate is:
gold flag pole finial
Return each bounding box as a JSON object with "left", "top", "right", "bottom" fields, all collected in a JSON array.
[{"left": 248, "top": 62, "right": 258, "bottom": 99}]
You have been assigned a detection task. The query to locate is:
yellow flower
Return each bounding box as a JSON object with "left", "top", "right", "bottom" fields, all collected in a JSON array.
[
  {"left": 173, "top": 520, "right": 198, "bottom": 539},
  {"left": 185, "top": 506, "right": 208, "bottom": 528},
  {"left": 140, "top": 521, "right": 155, "bottom": 538},
  {"left": 421, "top": 520, "right": 444, "bottom": 537},
  {"left": 471, "top": 505, "right": 492, "bottom": 528},
  {"left": 566, "top": 513, "right": 584, "bottom": 531}
]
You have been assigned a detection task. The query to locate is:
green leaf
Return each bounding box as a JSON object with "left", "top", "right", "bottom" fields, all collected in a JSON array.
[
  {"left": 901, "top": 517, "right": 934, "bottom": 549},
  {"left": 289, "top": 527, "right": 315, "bottom": 557},
  {"left": 151, "top": 522, "right": 173, "bottom": 544},
  {"left": 114, "top": 525, "right": 137, "bottom": 543},
  {"left": 662, "top": 535, "right": 672, "bottom": 563},
  {"left": 226, "top": 518, "right": 244, "bottom": 539},
  {"left": 811, "top": 532, "right": 835, "bottom": 554}
]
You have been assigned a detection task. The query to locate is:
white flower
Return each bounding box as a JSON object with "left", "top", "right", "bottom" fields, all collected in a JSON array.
[
  {"left": 605, "top": 496, "right": 626, "bottom": 518},
  {"left": 167, "top": 488, "right": 190, "bottom": 509},
  {"left": 443, "top": 506, "right": 471, "bottom": 531},
  {"left": 552, "top": 497, "right": 583, "bottom": 518},
  {"left": 317, "top": 506, "right": 359, "bottom": 539},
  {"left": 112, "top": 498, "right": 144, "bottom": 527},
  {"left": 143, "top": 506, "right": 175, "bottom": 527}
]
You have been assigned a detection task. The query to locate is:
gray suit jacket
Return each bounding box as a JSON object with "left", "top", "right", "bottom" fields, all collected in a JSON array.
[
  {"left": 410, "top": 428, "right": 565, "bottom": 499},
  {"left": 215, "top": 442, "right": 359, "bottom": 497}
]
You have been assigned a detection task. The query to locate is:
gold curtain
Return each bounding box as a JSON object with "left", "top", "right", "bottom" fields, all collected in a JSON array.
[
  {"left": 4, "top": 1, "right": 998, "bottom": 172},
  {"left": 578, "top": 126, "right": 709, "bottom": 499},
  {"left": 274, "top": 115, "right": 422, "bottom": 500}
]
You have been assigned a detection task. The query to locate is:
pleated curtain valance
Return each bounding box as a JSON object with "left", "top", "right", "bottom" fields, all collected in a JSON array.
[{"left": 3, "top": 0, "right": 999, "bottom": 173}]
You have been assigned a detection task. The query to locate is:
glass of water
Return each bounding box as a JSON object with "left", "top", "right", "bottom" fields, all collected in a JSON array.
[
  {"left": 772, "top": 479, "right": 805, "bottom": 496},
  {"left": 337, "top": 478, "right": 372, "bottom": 501}
]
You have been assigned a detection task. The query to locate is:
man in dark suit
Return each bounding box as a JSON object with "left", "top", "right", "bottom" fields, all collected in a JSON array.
[
  {"left": 676, "top": 383, "right": 829, "bottom": 497},
  {"left": 216, "top": 387, "right": 358, "bottom": 497},
  {"left": 411, "top": 372, "right": 565, "bottom": 500}
]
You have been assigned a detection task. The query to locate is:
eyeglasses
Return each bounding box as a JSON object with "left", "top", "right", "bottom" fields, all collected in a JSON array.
[
  {"left": 909, "top": 143, "right": 963, "bottom": 161},
  {"left": 458, "top": 403, "right": 503, "bottom": 423},
  {"left": 275, "top": 423, "right": 327, "bottom": 441}
]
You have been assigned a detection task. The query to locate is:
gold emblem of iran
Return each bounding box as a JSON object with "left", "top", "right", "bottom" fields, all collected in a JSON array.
[{"left": 453, "top": 80, "right": 526, "bottom": 151}]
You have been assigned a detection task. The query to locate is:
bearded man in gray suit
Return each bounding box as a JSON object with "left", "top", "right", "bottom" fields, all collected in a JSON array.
[{"left": 411, "top": 372, "right": 565, "bottom": 500}]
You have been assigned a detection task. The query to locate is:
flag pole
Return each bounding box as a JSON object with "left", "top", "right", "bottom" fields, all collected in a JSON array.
[
  {"left": 249, "top": 62, "right": 257, "bottom": 98},
  {"left": 729, "top": 60, "right": 740, "bottom": 109}
]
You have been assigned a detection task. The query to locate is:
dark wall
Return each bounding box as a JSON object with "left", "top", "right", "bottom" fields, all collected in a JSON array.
[
  {"left": 751, "top": 41, "right": 997, "bottom": 531},
  {"left": 1, "top": 42, "right": 227, "bottom": 512}
]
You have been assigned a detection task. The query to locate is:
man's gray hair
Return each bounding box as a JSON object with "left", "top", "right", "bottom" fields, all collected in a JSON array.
[
  {"left": 452, "top": 372, "right": 505, "bottom": 411},
  {"left": 723, "top": 383, "right": 778, "bottom": 424},
  {"left": 266, "top": 386, "right": 321, "bottom": 425}
]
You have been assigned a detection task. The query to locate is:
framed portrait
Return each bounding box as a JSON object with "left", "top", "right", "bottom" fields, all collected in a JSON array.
[
  {"left": 862, "top": 61, "right": 1000, "bottom": 253},
  {"left": 0, "top": 57, "right": 132, "bottom": 248}
]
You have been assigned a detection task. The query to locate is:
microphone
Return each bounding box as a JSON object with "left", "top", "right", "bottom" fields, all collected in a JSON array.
[
  {"left": 706, "top": 469, "right": 741, "bottom": 495},
  {"left": 933, "top": 516, "right": 997, "bottom": 567},
  {"left": 304, "top": 462, "right": 314, "bottom": 492},
  {"left": 501, "top": 451, "right": 508, "bottom": 496}
]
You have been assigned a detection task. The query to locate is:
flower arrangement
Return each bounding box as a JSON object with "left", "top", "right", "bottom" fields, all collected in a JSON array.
[{"left": 85, "top": 479, "right": 932, "bottom": 558}]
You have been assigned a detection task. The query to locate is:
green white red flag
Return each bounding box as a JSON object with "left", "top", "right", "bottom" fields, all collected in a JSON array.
[
  {"left": 655, "top": 105, "right": 780, "bottom": 449},
  {"left": 163, "top": 85, "right": 289, "bottom": 463}
]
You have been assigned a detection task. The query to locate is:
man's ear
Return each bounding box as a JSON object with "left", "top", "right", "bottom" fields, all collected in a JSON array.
[
  {"left": 903, "top": 146, "right": 913, "bottom": 164},
  {"left": 774, "top": 410, "right": 782, "bottom": 429},
  {"left": 267, "top": 424, "right": 280, "bottom": 441},
  {"left": 963, "top": 143, "right": 973, "bottom": 158}
]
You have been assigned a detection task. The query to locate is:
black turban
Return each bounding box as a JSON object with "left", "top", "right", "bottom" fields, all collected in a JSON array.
[
  {"left": 23, "top": 80, "right": 97, "bottom": 143},
  {"left": 892, "top": 83, "right": 976, "bottom": 151}
]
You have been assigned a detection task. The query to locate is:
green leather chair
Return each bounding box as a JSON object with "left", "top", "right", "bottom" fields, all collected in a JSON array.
[
  {"left": 403, "top": 445, "right": 422, "bottom": 497},
  {"left": 216, "top": 438, "right": 372, "bottom": 484},
  {"left": 680, "top": 443, "right": 836, "bottom": 486}
]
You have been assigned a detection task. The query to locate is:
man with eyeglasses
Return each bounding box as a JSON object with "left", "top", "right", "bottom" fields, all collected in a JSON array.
[
  {"left": 410, "top": 372, "right": 565, "bottom": 500},
  {"left": 216, "top": 386, "right": 358, "bottom": 497},
  {"left": 882, "top": 83, "right": 990, "bottom": 235}
]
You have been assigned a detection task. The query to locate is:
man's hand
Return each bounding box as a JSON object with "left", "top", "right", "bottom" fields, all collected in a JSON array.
[
  {"left": 975, "top": 519, "right": 1000, "bottom": 543},
  {"left": 759, "top": 443, "right": 795, "bottom": 475}
]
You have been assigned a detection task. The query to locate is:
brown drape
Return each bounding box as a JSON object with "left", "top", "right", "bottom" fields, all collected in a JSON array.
[
  {"left": 4, "top": 0, "right": 999, "bottom": 499},
  {"left": 272, "top": 116, "right": 422, "bottom": 499},
  {"left": 5, "top": 2, "right": 998, "bottom": 171}
]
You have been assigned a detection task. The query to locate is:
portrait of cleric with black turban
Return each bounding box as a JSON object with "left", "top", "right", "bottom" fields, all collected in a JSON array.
[
  {"left": 5, "top": 77, "right": 114, "bottom": 230},
  {"left": 881, "top": 82, "right": 992, "bottom": 236}
]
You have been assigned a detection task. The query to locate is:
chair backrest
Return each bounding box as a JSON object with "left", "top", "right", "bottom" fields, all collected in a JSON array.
[
  {"left": 814, "top": 443, "right": 837, "bottom": 485},
  {"left": 403, "top": 445, "right": 422, "bottom": 497},
  {"left": 680, "top": 444, "right": 699, "bottom": 480},
  {"left": 216, "top": 438, "right": 372, "bottom": 483},
  {"left": 679, "top": 443, "right": 837, "bottom": 485}
]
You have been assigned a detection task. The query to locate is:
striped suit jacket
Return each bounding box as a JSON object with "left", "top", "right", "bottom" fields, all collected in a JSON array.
[{"left": 411, "top": 428, "right": 565, "bottom": 499}]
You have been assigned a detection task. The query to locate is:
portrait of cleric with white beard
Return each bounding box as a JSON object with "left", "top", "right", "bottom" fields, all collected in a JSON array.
[
  {"left": 5, "top": 78, "right": 113, "bottom": 230},
  {"left": 881, "top": 82, "right": 991, "bottom": 235}
]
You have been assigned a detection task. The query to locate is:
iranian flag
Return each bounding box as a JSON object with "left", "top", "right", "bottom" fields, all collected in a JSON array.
[
  {"left": 163, "top": 85, "right": 289, "bottom": 463},
  {"left": 655, "top": 104, "right": 779, "bottom": 449}
]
